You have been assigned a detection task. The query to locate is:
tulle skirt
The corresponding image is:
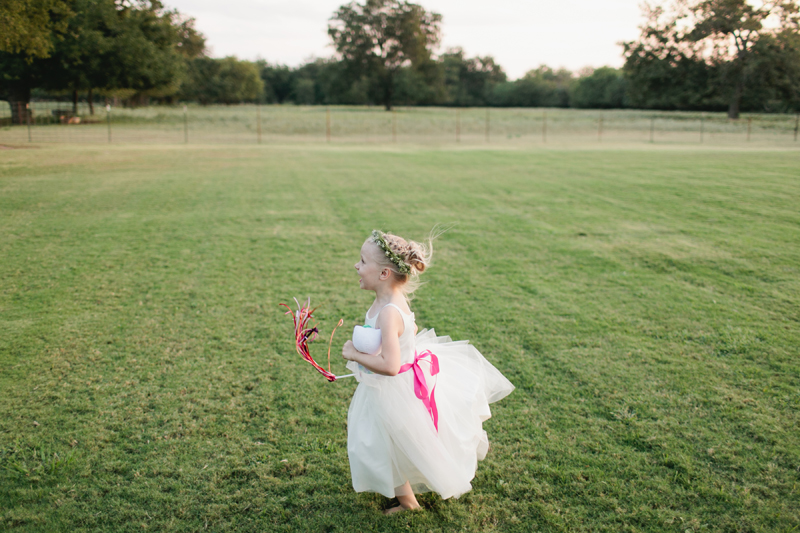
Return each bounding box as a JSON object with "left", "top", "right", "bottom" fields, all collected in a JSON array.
[{"left": 345, "top": 329, "right": 515, "bottom": 499}]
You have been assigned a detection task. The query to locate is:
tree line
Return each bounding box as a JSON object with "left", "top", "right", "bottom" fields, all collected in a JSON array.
[
  {"left": 2, "top": 0, "right": 799, "bottom": 121},
  {"left": 249, "top": 56, "right": 626, "bottom": 110}
]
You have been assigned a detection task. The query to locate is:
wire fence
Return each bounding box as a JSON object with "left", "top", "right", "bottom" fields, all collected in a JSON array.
[{"left": 1, "top": 101, "right": 799, "bottom": 146}]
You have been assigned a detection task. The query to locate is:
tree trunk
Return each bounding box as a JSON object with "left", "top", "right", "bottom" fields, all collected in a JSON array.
[
  {"left": 728, "top": 78, "right": 743, "bottom": 119},
  {"left": 728, "top": 58, "right": 746, "bottom": 120},
  {"left": 7, "top": 84, "right": 31, "bottom": 125},
  {"left": 88, "top": 88, "right": 94, "bottom": 115},
  {"left": 72, "top": 89, "right": 78, "bottom": 115},
  {"left": 132, "top": 93, "right": 149, "bottom": 107},
  {"left": 383, "top": 71, "right": 394, "bottom": 111}
]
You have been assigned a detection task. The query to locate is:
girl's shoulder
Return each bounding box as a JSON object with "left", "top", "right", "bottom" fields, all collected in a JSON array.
[
  {"left": 374, "top": 302, "right": 414, "bottom": 338},
  {"left": 381, "top": 301, "right": 413, "bottom": 318},
  {"left": 367, "top": 303, "right": 413, "bottom": 328},
  {"left": 368, "top": 299, "right": 413, "bottom": 318}
]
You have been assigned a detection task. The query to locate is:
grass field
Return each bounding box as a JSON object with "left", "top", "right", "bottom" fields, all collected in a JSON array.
[{"left": 1, "top": 141, "right": 799, "bottom": 532}]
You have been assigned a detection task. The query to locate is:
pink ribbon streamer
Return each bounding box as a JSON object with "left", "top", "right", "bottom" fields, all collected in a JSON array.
[{"left": 399, "top": 350, "right": 440, "bottom": 431}]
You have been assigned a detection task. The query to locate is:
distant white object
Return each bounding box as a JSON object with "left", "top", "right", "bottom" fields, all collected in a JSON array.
[{"left": 353, "top": 325, "right": 382, "bottom": 355}]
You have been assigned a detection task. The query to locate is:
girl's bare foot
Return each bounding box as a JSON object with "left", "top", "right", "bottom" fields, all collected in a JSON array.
[
  {"left": 384, "top": 482, "right": 420, "bottom": 515},
  {"left": 383, "top": 503, "right": 420, "bottom": 515}
]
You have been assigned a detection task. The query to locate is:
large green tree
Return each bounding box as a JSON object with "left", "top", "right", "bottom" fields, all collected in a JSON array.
[
  {"left": 328, "top": 0, "right": 442, "bottom": 110},
  {"left": 38, "top": 0, "right": 118, "bottom": 115},
  {"left": 99, "top": 1, "right": 203, "bottom": 104},
  {"left": 0, "top": 0, "right": 71, "bottom": 58},
  {"left": 440, "top": 48, "right": 506, "bottom": 106},
  {"left": 623, "top": 0, "right": 800, "bottom": 118},
  {"left": 257, "top": 62, "right": 294, "bottom": 103},
  {"left": 0, "top": 0, "right": 72, "bottom": 122},
  {"left": 621, "top": 6, "right": 720, "bottom": 112},
  {"left": 742, "top": 28, "right": 800, "bottom": 111},
  {"left": 0, "top": 0, "right": 203, "bottom": 119},
  {"left": 179, "top": 57, "right": 264, "bottom": 104},
  {"left": 570, "top": 67, "right": 629, "bottom": 109}
]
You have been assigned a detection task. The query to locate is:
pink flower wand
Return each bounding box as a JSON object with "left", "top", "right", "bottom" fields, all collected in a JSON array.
[{"left": 280, "top": 298, "right": 351, "bottom": 382}]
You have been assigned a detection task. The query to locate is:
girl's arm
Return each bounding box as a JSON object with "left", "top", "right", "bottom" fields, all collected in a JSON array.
[{"left": 342, "top": 308, "right": 404, "bottom": 376}]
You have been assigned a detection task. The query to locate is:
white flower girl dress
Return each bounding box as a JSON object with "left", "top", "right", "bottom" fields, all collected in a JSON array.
[{"left": 345, "top": 303, "right": 515, "bottom": 499}]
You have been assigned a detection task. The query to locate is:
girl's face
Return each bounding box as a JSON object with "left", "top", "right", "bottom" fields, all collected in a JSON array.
[{"left": 355, "top": 241, "right": 386, "bottom": 291}]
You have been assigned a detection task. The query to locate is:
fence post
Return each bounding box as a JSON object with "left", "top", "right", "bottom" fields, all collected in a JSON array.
[
  {"left": 456, "top": 108, "right": 460, "bottom": 143},
  {"left": 598, "top": 114, "right": 603, "bottom": 142},
  {"left": 649, "top": 117, "right": 655, "bottom": 143},
  {"left": 747, "top": 116, "right": 752, "bottom": 142},
  {"left": 106, "top": 104, "right": 111, "bottom": 143},
  {"left": 542, "top": 111, "right": 547, "bottom": 143},
  {"left": 795, "top": 113, "right": 799, "bottom": 142},
  {"left": 485, "top": 108, "right": 490, "bottom": 143},
  {"left": 257, "top": 104, "right": 262, "bottom": 144},
  {"left": 326, "top": 107, "right": 331, "bottom": 143},
  {"left": 700, "top": 114, "right": 704, "bottom": 144},
  {"left": 392, "top": 110, "right": 396, "bottom": 143},
  {"left": 183, "top": 105, "right": 188, "bottom": 144},
  {"left": 26, "top": 103, "right": 32, "bottom": 142}
]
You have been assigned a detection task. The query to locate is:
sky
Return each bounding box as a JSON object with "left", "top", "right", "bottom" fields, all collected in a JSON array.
[{"left": 165, "top": 0, "right": 645, "bottom": 80}]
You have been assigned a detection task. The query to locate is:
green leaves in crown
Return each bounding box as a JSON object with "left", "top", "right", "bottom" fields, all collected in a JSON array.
[{"left": 371, "top": 230, "right": 411, "bottom": 275}]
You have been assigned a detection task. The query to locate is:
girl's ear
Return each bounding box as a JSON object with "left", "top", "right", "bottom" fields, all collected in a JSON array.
[{"left": 380, "top": 267, "right": 391, "bottom": 280}]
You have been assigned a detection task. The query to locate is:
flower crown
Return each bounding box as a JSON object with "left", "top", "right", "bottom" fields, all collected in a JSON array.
[{"left": 371, "top": 230, "right": 411, "bottom": 275}]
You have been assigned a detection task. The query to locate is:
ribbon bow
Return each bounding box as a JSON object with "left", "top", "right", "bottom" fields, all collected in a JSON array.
[{"left": 399, "top": 350, "right": 440, "bottom": 431}]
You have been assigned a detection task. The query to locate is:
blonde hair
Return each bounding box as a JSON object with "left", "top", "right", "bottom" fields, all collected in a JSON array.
[{"left": 367, "top": 231, "right": 434, "bottom": 298}]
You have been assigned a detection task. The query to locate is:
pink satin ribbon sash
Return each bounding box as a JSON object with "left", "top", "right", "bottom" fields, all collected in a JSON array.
[{"left": 398, "top": 349, "right": 439, "bottom": 431}]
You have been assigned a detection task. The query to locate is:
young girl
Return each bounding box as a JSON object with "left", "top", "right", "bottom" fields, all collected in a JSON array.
[{"left": 341, "top": 230, "right": 515, "bottom": 514}]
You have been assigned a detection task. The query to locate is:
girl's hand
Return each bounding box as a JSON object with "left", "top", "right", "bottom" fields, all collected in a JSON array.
[{"left": 342, "top": 340, "right": 358, "bottom": 361}]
